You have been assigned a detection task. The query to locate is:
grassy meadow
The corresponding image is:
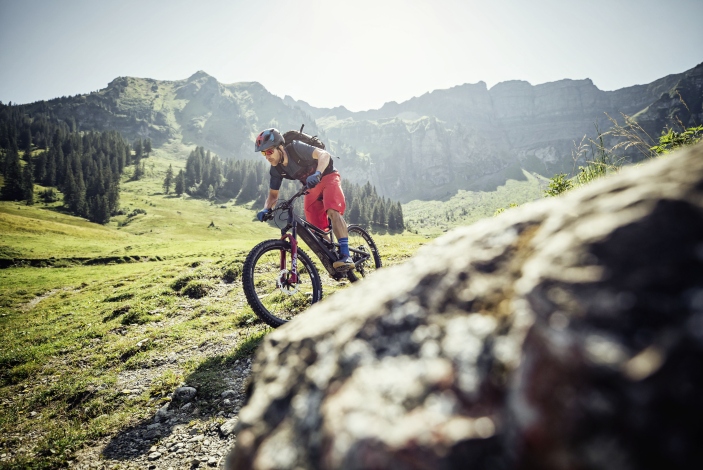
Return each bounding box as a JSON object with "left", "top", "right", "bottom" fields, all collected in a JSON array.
[
  {"left": 403, "top": 170, "right": 548, "bottom": 236},
  {"left": 0, "top": 147, "right": 429, "bottom": 467}
]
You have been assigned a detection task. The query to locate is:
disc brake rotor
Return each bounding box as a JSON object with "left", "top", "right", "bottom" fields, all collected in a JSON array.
[{"left": 277, "top": 269, "right": 300, "bottom": 295}]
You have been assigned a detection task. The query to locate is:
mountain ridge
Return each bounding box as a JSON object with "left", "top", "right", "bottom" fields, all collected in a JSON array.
[{"left": 13, "top": 63, "right": 703, "bottom": 201}]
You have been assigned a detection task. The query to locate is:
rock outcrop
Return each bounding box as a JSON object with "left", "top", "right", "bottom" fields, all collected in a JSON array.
[
  {"left": 313, "top": 63, "right": 703, "bottom": 200},
  {"left": 229, "top": 142, "right": 703, "bottom": 469}
]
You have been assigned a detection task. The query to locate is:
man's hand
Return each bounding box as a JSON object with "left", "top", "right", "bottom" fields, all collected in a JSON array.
[
  {"left": 257, "top": 208, "right": 272, "bottom": 222},
  {"left": 306, "top": 171, "right": 322, "bottom": 189}
]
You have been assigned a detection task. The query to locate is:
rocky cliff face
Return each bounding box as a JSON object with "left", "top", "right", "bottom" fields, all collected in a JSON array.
[
  {"left": 298, "top": 63, "right": 703, "bottom": 201},
  {"left": 227, "top": 142, "right": 703, "bottom": 470},
  {"left": 323, "top": 116, "right": 513, "bottom": 201}
]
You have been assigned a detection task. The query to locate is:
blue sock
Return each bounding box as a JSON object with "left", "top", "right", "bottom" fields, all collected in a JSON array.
[{"left": 339, "top": 237, "right": 349, "bottom": 257}]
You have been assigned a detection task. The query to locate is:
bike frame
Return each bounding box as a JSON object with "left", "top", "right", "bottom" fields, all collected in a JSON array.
[{"left": 271, "top": 187, "right": 369, "bottom": 280}]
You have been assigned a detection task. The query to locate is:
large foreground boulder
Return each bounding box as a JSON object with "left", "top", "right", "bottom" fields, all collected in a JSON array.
[{"left": 229, "top": 143, "right": 703, "bottom": 469}]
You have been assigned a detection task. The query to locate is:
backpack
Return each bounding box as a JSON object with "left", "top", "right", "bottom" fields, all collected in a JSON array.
[
  {"left": 282, "top": 124, "right": 325, "bottom": 151},
  {"left": 275, "top": 125, "right": 334, "bottom": 180}
]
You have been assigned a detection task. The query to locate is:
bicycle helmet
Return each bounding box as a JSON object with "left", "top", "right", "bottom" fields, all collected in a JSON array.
[{"left": 255, "top": 128, "right": 284, "bottom": 152}]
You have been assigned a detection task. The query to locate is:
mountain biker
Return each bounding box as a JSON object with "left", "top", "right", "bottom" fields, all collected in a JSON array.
[{"left": 254, "top": 128, "right": 354, "bottom": 271}]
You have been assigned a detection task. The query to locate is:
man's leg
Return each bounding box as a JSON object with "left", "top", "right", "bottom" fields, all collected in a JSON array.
[
  {"left": 327, "top": 209, "right": 348, "bottom": 240},
  {"left": 317, "top": 173, "right": 353, "bottom": 271},
  {"left": 328, "top": 208, "right": 354, "bottom": 270}
]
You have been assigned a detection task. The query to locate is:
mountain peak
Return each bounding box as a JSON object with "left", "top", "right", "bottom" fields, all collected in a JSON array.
[{"left": 187, "top": 70, "right": 214, "bottom": 82}]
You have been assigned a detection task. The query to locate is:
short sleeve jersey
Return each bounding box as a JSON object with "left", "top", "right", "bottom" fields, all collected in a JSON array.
[{"left": 269, "top": 141, "right": 334, "bottom": 190}]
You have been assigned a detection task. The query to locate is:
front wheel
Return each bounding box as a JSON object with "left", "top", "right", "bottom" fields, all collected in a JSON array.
[
  {"left": 346, "top": 225, "right": 382, "bottom": 283},
  {"left": 242, "top": 239, "right": 322, "bottom": 328}
]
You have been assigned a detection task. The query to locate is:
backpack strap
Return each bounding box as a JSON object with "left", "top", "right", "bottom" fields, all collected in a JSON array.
[
  {"left": 285, "top": 141, "right": 335, "bottom": 177},
  {"left": 284, "top": 142, "right": 306, "bottom": 167}
]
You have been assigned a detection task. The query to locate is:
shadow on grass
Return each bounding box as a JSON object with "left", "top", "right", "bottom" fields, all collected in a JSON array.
[
  {"left": 100, "top": 329, "right": 268, "bottom": 462},
  {"left": 44, "top": 205, "right": 76, "bottom": 216}
]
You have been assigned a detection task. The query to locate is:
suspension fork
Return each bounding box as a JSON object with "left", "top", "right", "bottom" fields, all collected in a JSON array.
[{"left": 280, "top": 224, "right": 299, "bottom": 284}]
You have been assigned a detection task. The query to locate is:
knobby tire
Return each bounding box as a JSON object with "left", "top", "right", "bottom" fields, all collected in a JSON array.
[
  {"left": 242, "top": 239, "right": 322, "bottom": 328},
  {"left": 346, "top": 225, "right": 382, "bottom": 283}
]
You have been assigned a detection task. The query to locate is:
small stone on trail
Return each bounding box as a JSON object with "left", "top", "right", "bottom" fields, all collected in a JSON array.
[
  {"left": 220, "top": 390, "right": 236, "bottom": 399},
  {"left": 172, "top": 386, "right": 197, "bottom": 403},
  {"left": 181, "top": 402, "right": 193, "bottom": 412},
  {"left": 148, "top": 451, "right": 161, "bottom": 460},
  {"left": 155, "top": 404, "right": 172, "bottom": 423},
  {"left": 220, "top": 417, "right": 239, "bottom": 436}
]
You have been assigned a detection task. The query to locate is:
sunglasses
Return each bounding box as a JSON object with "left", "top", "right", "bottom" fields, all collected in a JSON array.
[{"left": 261, "top": 148, "right": 275, "bottom": 157}]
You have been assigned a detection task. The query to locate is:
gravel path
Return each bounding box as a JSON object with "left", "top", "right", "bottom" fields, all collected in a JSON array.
[{"left": 70, "top": 359, "right": 252, "bottom": 470}]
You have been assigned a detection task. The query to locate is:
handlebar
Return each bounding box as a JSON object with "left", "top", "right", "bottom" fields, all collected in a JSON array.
[{"left": 262, "top": 185, "right": 309, "bottom": 221}]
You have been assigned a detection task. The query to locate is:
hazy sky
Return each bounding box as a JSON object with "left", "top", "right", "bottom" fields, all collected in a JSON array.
[{"left": 1, "top": 0, "right": 701, "bottom": 111}]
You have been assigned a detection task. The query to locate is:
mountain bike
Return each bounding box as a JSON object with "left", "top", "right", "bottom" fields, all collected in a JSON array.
[{"left": 242, "top": 185, "right": 382, "bottom": 328}]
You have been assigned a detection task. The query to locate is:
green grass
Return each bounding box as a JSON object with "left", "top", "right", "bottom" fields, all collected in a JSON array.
[
  {"left": 0, "top": 257, "right": 260, "bottom": 466},
  {"left": 403, "top": 170, "right": 547, "bottom": 236},
  {"left": 0, "top": 236, "right": 424, "bottom": 466},
  {"left": 0, "top": 149, "right": 431, "bottom": 467},
  {"left": 0, "top": 84, "right": 560, "bottom": 466}
]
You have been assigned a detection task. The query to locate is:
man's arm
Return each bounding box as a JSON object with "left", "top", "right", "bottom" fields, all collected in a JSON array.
[
  {"left": 312, "top": 148, "right": 331, "bottom": 173},
  {"left": 264, "top": 188, "right": 279, "bottom": 209}
]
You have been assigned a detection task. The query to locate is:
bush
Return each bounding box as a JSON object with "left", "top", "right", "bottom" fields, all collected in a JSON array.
[
  {"left": 103, "top": 292, "right": 135, "bottom": 302},
  {"left": 182, "top": 280, "right": 213, "bottom": 299},
  {"left": 121, "top": 310, "right": 150, "bottom": 325},
  {"left": 544, "top": 174, "right": 573, "bottom": 197},
  {"left": 222, "top": 262, "right": 243, "bottom": 283},
  {"left": 39, "top": 188, "right": 59, "bottom": 203},
  {"left": 127, "top": 208, "right": 147, "bottom": 218},
  {"left": 170, "top": 274, "right": 196, "bottom": 291},
  {"left": 651, "top": 125, "right": 703, "bottom": 155}
]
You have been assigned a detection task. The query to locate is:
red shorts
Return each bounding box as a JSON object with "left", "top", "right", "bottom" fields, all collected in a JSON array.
[{"left": 304, "top": 172, "right": 346, "bottom": 230}]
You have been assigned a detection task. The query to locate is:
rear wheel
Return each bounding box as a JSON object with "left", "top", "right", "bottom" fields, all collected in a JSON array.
[
  {"left": 242, "top": 239, "right": 322, "bottom": 328},
  {"left": 346, "top": 225, "right": 382, "bottom": 283}
]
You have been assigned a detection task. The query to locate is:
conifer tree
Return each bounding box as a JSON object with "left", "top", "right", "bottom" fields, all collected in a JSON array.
[
  {"left": 175, "top": 169, "right": 185, "bottom": 196},
  {"left": 378, "top": 201, "right": 387, "bottom": 226},
  {"left": 133, "top": 139, "right": 143, "bottom": 160},
  {"left": 372, "top": 202, "right": 381, "bottom": 226},
  {"left": 34, "top": 150, "right": 47, "bottom": 183},
  {"left": 132, "top": 157, "right": 144, "bottom": 180},
  {"left": 163, "top": 164, "right": 173, "bottom": 194},
  {"left": 238, "top": 171, "right": 259, "bottom": 202},
  {"left": 45, "top": 147, "right": 57, "bottom": 186},
  {"left": 63, "top": 170, "right": 77, "bottom": 211},
  {"left": 144, "top": 138, "right": 152, "bottom": 156},
  {"left": 22, "top": 158, "right": 34, "bottom": 205},
  {"left": 0, "top": 142, "right": 23, "bottom": 200},
  {"left": 396, "top": 202, "right": 405, "bottom": 230},
  {"left": 55, "top": 145, "right": 65, "bottom": 184},
  {"left": 348, "top": 199, "right": 361, "bottom": 224}
]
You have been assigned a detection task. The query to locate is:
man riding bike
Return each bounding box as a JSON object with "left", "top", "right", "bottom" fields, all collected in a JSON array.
[{"left": 254, "top": 128, "right": 354, "bottom": 271}]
